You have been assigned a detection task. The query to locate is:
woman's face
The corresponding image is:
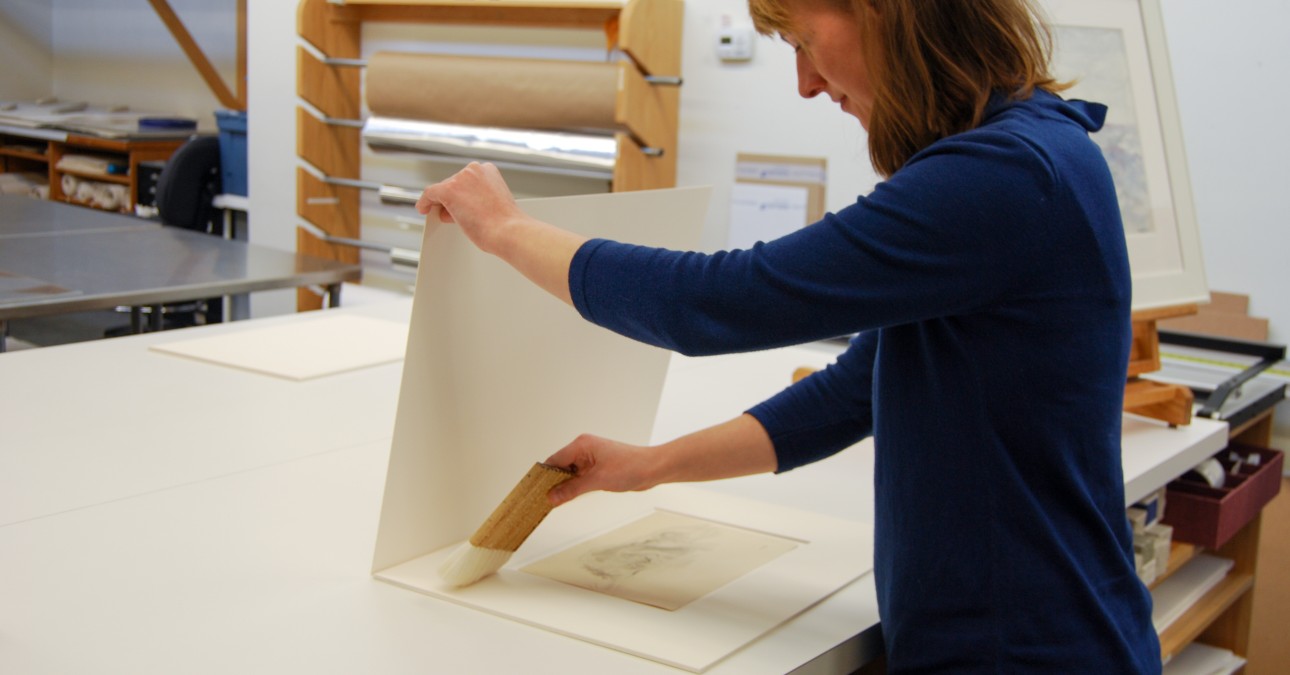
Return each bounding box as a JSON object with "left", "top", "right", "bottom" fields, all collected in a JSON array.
[{"left": 781, "top": 2, "right": 874, "bottom": 129}]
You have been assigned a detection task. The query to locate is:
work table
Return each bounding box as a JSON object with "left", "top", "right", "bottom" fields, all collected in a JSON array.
[{"left": 0, "top": 298, "right": 1226, "bottom": 674}]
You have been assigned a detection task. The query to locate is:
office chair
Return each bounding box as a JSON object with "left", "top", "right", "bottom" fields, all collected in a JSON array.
[
  {"left": 106, "top": 135, "right": 225, "bottom": 337},
  {"left": 155, "top": 135, "right": 224, "bottom": 237}
]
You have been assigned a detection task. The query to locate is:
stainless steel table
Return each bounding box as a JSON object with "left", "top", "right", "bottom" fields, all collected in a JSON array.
[
  {"left": 0, "top": 195, "right": 362, "bottom": 350},
  {"left": 0, "top": 194, "right": 158, "bottom": 238}
]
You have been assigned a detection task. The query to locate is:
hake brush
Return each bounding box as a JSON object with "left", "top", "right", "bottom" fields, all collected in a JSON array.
[{"left": 438, "top": 462, "right": 576, "bottom": 587}]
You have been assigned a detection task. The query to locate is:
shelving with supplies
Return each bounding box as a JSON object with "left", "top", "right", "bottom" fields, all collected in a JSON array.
[{"left": 0, "top": 127, "right": 185, "bottom": 213}]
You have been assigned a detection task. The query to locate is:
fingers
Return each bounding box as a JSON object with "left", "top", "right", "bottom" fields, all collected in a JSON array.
[
  {"left": 545, "top": 435, "right": 606, "bottom": 506},
  {"left": 415, "top": 162, "right": 495, "bottom": 215},
  {"left": 548, "top": 476, "right": 586, "bottom": 507},
  {"left": 415, "top": 182, "right": 440, "bottom": 215},
  {"left": 543, "top": 435, "right": 661, "bottom": 507},
  {"left": 545, "top": 436, "right": 595, "bottom": 472}
]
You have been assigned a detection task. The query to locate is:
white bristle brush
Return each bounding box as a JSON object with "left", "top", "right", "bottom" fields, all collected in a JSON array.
[{"left": 438, "top": 462, "right": 576, "bottom": 587}]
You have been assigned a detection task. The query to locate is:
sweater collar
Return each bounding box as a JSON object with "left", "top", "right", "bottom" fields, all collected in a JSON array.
[{"left": 984, "top": 89, "right": 1108, "bottom": 133}]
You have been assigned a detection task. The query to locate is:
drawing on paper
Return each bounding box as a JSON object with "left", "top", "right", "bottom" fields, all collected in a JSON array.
[
  {"left": 521, "top": 510, "right": 799, "bottom": 610},
  {"left": 1052, "top": 25, "right": 1152, "bottom": 235}
]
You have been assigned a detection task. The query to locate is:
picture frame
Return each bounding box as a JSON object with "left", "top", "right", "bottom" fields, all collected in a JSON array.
[{"left": 1043, "top": 0, "right": 1208, "bottom": 312}]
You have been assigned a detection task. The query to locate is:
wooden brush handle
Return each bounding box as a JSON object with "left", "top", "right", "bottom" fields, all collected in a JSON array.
[{"left": 469, "top": 463, "right": 576, "bottom": 552}]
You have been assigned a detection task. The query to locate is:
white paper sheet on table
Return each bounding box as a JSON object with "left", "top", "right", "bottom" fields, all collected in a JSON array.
[{"left": 149, "top": 315, "right": 409, "bottom": 380}]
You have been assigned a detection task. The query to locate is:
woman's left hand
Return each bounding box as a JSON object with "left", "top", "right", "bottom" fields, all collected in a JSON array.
[{"left": 416, "top": 162, "right": 532, "bottom": 255}]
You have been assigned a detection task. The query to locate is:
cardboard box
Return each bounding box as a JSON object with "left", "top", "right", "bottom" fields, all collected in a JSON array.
[{"left": 1163, "top": 446, "right": 1283, "bottom": 549}]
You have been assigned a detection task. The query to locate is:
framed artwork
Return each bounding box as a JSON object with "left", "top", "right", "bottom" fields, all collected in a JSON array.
[{"left": 1043, "top": 0, "right": 1208, "bottom": 312}]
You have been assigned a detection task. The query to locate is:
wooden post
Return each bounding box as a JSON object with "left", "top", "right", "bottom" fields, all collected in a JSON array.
[
  {"left": 1124, "top": 305, "right": 1199, "bottom": 426},
  {"left": 147, "top": 0, "right": 245, "bottom": 111}
]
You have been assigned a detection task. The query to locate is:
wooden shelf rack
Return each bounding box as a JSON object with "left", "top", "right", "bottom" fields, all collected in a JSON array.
[{"left": 294, "top": 0, "right": 684, "bottom": 310}]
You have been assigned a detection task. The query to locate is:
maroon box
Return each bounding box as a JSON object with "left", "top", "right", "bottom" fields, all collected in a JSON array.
[{"left": 1162, "top": 446, "right": 1284, "bottom": 549}]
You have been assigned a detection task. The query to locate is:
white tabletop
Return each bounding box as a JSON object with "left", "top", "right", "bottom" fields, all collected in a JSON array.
[{"left": 0, "top": 303, "right": 1227, "bottom": 674}]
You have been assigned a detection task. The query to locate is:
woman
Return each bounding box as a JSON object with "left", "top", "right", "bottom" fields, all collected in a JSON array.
[{"left": 417, "top": 0, "right": 1160, "bottom": 671}]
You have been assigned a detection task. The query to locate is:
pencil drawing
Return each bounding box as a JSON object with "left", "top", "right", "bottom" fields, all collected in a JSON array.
[
  {"left": 578, "top": 522, "right": 719, "bottom": 588},
  {"left": 522, "top": 511, "right": 798, "bottom": 610}
]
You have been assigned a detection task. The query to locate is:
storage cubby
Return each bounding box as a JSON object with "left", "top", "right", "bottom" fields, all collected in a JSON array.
[{"left": 0, "top": 128, "right": 185, "bottom": 213}]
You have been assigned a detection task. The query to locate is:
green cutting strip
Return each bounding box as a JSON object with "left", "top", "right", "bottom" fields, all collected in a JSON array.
[{"left": 1161, "top": 351, "right": 1290, "bottom": 380}]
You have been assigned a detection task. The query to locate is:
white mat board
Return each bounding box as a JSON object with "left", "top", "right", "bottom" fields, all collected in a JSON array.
[
  {"left": 150, "top": 315, "right": 409, "bottom": 380},
  {"left": 372, "top": 187, "right": 712, "bottom": 573},
  {"left": 376, "top": 486, "right": 871, "bottom": 673},
  {"left": 1150, "top": 553, "right": 1233, "bottom": 632},
  {"left": 371, "top": 187, "right": 871, "bottom": 668}
]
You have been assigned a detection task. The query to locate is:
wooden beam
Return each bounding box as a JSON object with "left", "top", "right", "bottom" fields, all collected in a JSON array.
[{"left": 146, "top": 0, "right": 243, "bottom": 110}]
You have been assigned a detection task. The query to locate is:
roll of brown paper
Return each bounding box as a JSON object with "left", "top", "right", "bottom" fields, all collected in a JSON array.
[{"left": 365, "top": 52, "right": 621, "bottom": 133}]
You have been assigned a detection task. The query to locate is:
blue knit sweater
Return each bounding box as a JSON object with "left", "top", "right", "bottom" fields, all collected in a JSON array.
[{"left": 568, "top": 91, "right": 1159, "bottom": 672}]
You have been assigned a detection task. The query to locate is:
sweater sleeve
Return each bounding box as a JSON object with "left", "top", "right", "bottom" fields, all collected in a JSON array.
[
  {"left": 567, "top": 130, "right": 1059, "bottom": 357},
  {"left": 747, "top": 331, "right": 878, "bottom": 472}
]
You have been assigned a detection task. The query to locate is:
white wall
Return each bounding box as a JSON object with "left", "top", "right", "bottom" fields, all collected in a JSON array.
[
  {"left": 0, "top": 0, "right": 53, "bottom": 101},
  {"left": 49, "top": 0, "right": 238, "bottom": 130},
  {"left": 0, "top": 0, "right": 240, "bottom": 130},
  {"left": 1158, "top": 0, "right": 1290, "bottom": 444},
  {"left": 1161, "top": 0, "right": 1290, "bottom": 335}
]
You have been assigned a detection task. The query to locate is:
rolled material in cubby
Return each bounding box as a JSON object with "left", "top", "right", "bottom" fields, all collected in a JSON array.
[
  {"left": 365, "top": 52, "right": 621, "bottom": 134},
  {"left": 362, "top": 116, "right": 616, "bottom": 176}
]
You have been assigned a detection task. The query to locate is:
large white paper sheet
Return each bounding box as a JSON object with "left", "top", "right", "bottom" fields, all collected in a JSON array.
[
  {"left": 150, "top": 314, "right": 409, "bottom": 380},
  {"left": 371, "top": 187, "right": 713, "bottom": 574}
]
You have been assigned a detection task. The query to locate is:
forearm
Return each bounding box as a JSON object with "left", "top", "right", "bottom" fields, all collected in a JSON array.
[
  {"left": 652, "top": 413, "right": 778, "bottom": 484},
  {"left": 417, "top": 162, "right": 587, "bottom": 306},
  {"left": 492, "top": 216, "right": 587, "bottom": 307},
  {"left": 545, "top": 413, "right": 778, "bottom": 506}
]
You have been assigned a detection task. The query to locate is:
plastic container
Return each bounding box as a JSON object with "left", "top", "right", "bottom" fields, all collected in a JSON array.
[
  {"left": 1163, "top": 446, "right": 1283, "bottom": 549},
  {"left": 214, "top": 110, "right": 248, "bottom": 196}
]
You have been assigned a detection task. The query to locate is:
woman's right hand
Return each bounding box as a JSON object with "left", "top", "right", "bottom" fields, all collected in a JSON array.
[
  {"left": 543, "top": 414, "right": 779, "bottom": 507},
  {"left": 544, "top": 434, "right": 665, "bottom": 507}
]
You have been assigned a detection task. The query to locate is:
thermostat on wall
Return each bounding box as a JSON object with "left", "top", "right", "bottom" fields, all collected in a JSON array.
[{"left": 717, "top": 26, "right": 755, "bottom": 62}]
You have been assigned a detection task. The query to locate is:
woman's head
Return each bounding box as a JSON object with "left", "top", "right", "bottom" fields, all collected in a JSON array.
[{"left": 748, "top": 0, "right": 1065, "bottom": 177}]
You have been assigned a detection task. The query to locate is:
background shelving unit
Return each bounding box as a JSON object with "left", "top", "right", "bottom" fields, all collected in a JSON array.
[
  {"left": 1152, "top": 406, "right": 1276, "bottom": 666},
  {"left": 294, "top": 0, "right": 684, "bottom": 311},
  {"left": 0, "top": 128, "right": 184, "bottom": 213}
]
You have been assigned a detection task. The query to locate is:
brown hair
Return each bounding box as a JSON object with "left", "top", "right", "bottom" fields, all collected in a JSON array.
[{"left": 748, "top": 0, "right": 1068, "bottom": 177}]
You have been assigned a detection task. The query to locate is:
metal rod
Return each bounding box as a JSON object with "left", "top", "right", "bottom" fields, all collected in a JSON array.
[
  {"left": 390, "top": 248, "right": 420, "bottom": 269},
  {"left": 320, "top": 175, "right": 384, "bottom": 191},
  {"left": 320, "top": 234, "right": 421, "bottom": 270},
  {"left": 298, "top": 98, "right": 365, "bottom": 128},
  {"left": 323, "top": 57, "right": 368, "bottom": 68},
  {"left": 378, "top": 185, "right": 422, "bottom": 206},
  {"left": 314, "top": 176, "right": 425, "bottom": 206},
  {"left": 323, "top": 116, "right": 366, "bottom": 129},
  {"left": 643, "top": 75, "right": 683, "bottom": 86},
  {"left": 322, "top": 235, "right": 392, "bottom": 253}
]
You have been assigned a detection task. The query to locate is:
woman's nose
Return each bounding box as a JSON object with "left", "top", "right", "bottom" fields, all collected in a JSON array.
[{"left": 796, "top": 51, "right": 826, "bottom": 99}]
